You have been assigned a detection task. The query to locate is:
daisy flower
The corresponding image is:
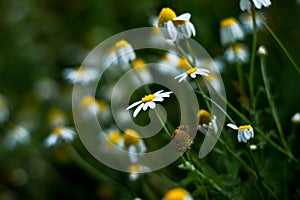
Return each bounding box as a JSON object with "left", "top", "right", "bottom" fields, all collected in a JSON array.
[
  {"left": 227, "top": 123, "right": 254, "bottom": 143},
  {"left": 113, "top": 40, "right": 136, "bottom": 66},
  {"left": 197, "top": 109, "right": 218, "bottom": 136},
  {"left": 239, "top": 13, "right": 263, "bottom": 34},
  {"left": 123, "top": 129, "right": 147, "bottom": 163},
  {"left": 3, "top": 125, "right": 30, "bottom": 150},
  {"left": 131, "top": 58, "right": 153, "bottom": 84},
  {"left": 128, "top": 163, "right": 150, "bottom": 181},
  {"left": 220, "top": 17, "right": 244, "bottom": 46},
  {"left": 239, "top": 0, "right": 271, "bottom": 12},
  {"left": 63, "top": 67, "right": 99, "bottom": 85},
  {"left": 126, "top": 90, "right": 173, "bottom": 117},
  {"left": 175, "top": 67, "right": 209, "bottom": 83},
  {"left": 162, "top": 187, "right": 194, "bottom": 200},
  {"left": 224, "top": 43, "right": 249, "bottom": 64},
  {"left": 157, "top": 7, "right": 195, "bottom": 41},
  {"left": 44, "top": 126, "right": 76, "bottom": 148}
]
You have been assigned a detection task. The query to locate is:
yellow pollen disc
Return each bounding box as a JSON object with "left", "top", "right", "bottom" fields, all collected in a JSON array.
[
  {"left": 141, "top": 94, "right": 156, "bottom": 103},
  {"left": 115, "top": 40, "right": 129, "bottom": 50},
  {"left": 233, "top": 43, "right": 243, "bottom": 52},
  {"left": 198, "top": 109, "right": 211, "bottom": 125},
  {"left": 108, "top": 131, "right": 121, "bottom": 144},
  {"left": 132, "top": 58, "right": 146, "bottom": 70},
  {"left": 124, "top": 129, "right": 141, "bottom": 147},
  {"left": 81, "top": 96, "right": 96, "bottom": 109},
  {"left": 220, "top": 17, "right": 238, "bottom": 28},
  {"left": 158, "top": 8, "right": 177, "bottom": 25},
  {"left": 53, "top": 127, "right": 63, "bottom": 136},
  {"left": 128, "top": 164, "right": 142, "bottom": 173},
  {"left": 186, "top": 67, "right": 197, "bottom": 75},
  {"left": 177, "top": 58, "right": 190, "bottom": 69},
  {"left": 238, "top": 125, "right": 253, "bottom": 130},
  {"left": 164, "top": 188, "right": 189, "bottom": 200}
]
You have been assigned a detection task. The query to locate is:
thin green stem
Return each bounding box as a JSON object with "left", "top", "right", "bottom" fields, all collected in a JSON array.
[
  {"left": 154, "top": 108, "right": 172, "bottom": 138},
  {"left": 256, "top": 12, "right": 300, "bottom": 75},
  {"left": 249, "top": 7, "right": 258, "bottom": 110},
  {"left": 259, "top": 55, "right": 291, "bottom": 152},
  {"left": 185, "top": 39, "right": 196, "bottom": 66},
  {"left": 195, "top": 79, "right": 211, "bottom": 112}
]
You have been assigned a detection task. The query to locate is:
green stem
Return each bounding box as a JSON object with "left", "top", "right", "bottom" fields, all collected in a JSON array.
[
  {"left": 195, "top": 79, "right": 211, "bottom": 112},
  {"left": 259, "top": 54, "right": 291, "bottom": 152},
  {"left": 249, "top": 7, "right": 258, "bottom": 110},
  {"left": 154, "top": 108, "right": 172, "bottom": 138},
  {"left": 185, "top": 39, "right": 196, "bottom": 66},
  {"left": 256, "top": 12, "right": 300, "bottom": 75}
]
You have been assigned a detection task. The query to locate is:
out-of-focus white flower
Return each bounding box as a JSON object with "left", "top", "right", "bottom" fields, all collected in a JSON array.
[
  {"left": 257, "top": 45, "right": 268, "bottom": 56},
  {"left": 197, "top": 109, "right": 218, "bottom": 136},
  {"left": 34, "top": 78, "right": 58, "bottom": 100},
  {"left": 157, "top": 7, "right": 195, "bottom": 41},
  {"left": 131, "top": 58, "right": 153, "bottom": 84},
  {"left": 158, "top": 53, "right": 181, "bottom": 74},
  {"left": 63, "top": 67, "right": 99, "bottom": 85},
  {"left": 3, "top": 125, "right": 30, "bottom": 150},
  {"left": 239, "top": 0, "right": 271, "bottom": 12},
  {"left": 239, "top": 13, "right": 263, "bottom": 34},
  {"left": 220, "top": 17, "right": 244, "bottom": 46},
  {"left": 291, "top": 112, "right": 300, "bottom": 124},
  {"left": 224, "top": 43, "right": 249, "bottom": 64},
  {"left": 123, "top": 129, "right": 147, "bottom": 163},
  {"left": 126, "top": 90, "right": 173, "bottom": 117},
  {"left": 113, "top": 40, "right": 136, "bottom": 66},
  {"left": 0, "top": 94, "right": 9, "bottom": 125},
  {"left": 162, "top": 187, "right": 194, "bottom": 200},
  {"left": 128, "top": 164, "right": 150, "bottom": 181},
  {"left": 47, "top": 108, "right": 68, "bottom": 128},
  {"left": 44, "top": 127, "right": 76, "bottom": 148},
  {"left": 175, "top": 67, "right": 209, "bottom": 83},
  {"left": 227, "top": 123, "right": 254, "bottom": 143}
]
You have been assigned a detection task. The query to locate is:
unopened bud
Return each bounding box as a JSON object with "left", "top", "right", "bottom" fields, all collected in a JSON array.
[{"left": 257, "top": 45, "right": 268, "bottom": 56}]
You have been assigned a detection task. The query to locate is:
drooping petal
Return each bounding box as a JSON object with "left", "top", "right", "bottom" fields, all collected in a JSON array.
[
  {"left": 133, "top": 103, "right": 144, "bottom": 117},
  {"left": 166, "top": 21, "right": 178, "bottom": 41},
  {"left": 174, "top": 13, "right": 191, "bottom": 21},
  {"left": 227, "top": 123, "right": 238, "bottom": 130},
  {"left": 126, "top": 100, "right": 142, "bottom": 110},
  {"left": 148, "top": 101, "right": 156, "bottom": 109}
]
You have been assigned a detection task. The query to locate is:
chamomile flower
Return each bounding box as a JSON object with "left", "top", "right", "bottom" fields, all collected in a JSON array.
[
  {"left": 224, "top": 43, "right": 249, "bottom": 64},
  {"left": 158, "top": 53, "right": 181, "bottom": 74},
  {"left": 126, "top": 90, "right": 173, "bottom": 117},
  {"left": 113, "top": 40, "right": 136, "bottom": 66},
  {"left": 175, "top": 67, "right": 210, "bottom": 83},
  {"left": 291, "top": 112, "right": 300, "bottom": 124},
  {"left": 239, "top": 13, "right": 263, "bottom": 34},
  {"left": 162, "top": 187, "right": 193, "bottom": 200},
  {"left": 128, "top": 164, "right": 150, "bottom": 181},
  {"left": 220, "top": 17, "right": 244, "bottom": 46},
  {"left": 123, "top": 129, "right": 147, "bottom": 163},
  {"left": 0, "top": 94, "right": 9, "bottom": 125},
  {"left": 63, "top": 67, "right": 99, "bottom": 85},
  {"left": 197, "top": 109, "right": 218, "bottom": 136},
  {"left": 44, "top": 126, "right": 76, "bottom": 148},
  {"left": 240, "top": 0, "right": 271, "bottom": 12},
  {"left": 105, "top": 129, "right": 124, "bottom": 149},
  {"left": 227, "top": 123, "right": 254, "bottom": 143},
  {"left": 3, "top": 125, "right": 30, "bottom": 150},
  {"left": 131, "top": 58, "right": 153, "bottom": 84},
  {"left": 157, "top": 7, "right": 195, "bottom": 41},
  {"left": 81, "top": 96, "right": 100, "bottom": 118}
]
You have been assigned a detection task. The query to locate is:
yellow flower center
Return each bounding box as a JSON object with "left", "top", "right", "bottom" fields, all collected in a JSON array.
[
  {"left": 128, "top": 164, "right": 142, "bottom": 173},
  {"left": 198, "top": 109, "right": 211, "bottom": 125},
  {"left": 233, "top": 43, "right": 243, "bottom": 53},
  {"left": 108, "top": 131, "right": 122, "bottom": 144},
  {"left": 220, "top": 17, "right": 238, "bottom": 28},
  {"left": 238, "top": 125, "right": 253, "bottom": 130},
  {"left": 81, "top": 96, "right": 96, "bottom": 109},
  {"left": 132, "top": 58, "right": 146, "bottom": 71},
  {"left": 158, "top": 8, "right": 177, "bottom": 25},
  {"left": 123, "top": 129, "right": 141, "bottom": 147},
  {"left": 141, "top": 94, "right": 156, "bottom": 103},
  {"left": 163, "top": 188, "right": 190, "bottom": 200},
  {"left": 186, "top": 67, "right": 197, "bottom": 75},
  {"left": 115, "top": 40, "right": 129, "bottom": 50},
  {"left": 177, "top": 58, "right": 190, "bottom": 69},
  {"left": 53, "top": 127, "right": 63, "bottom": 136}
]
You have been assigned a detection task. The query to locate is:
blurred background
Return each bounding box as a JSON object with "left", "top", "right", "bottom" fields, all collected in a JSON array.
[{"left": 0, "top": 0, "right": 300, "bottom": 199}]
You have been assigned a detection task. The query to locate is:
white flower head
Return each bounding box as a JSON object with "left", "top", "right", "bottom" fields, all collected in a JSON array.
[
  {"left": 239, "top": 13, "right": 263, "bottom": 34},
  {"left": 3, "top": 125, "right": 30, "bottom": 150},
  {"left": 220, "top": 17, "right": 245, "bottom": 46},
  {"left": 63, "top": 67, "right": 99, "bottom": 85},
  {"left": 291, "top": 112, "right": 300, "bottom": 124},
  {"left": 240, "top": 0, "right": 271, "bottom": 12},
  {"left": 157, "top": 7, "right": 195, "bottom": 41},
  {"left": 227, "top": 123, "right": 254, "bottom": 143},
  {"left": 44, "top": 127, "right": 76, "bottom": 148},
  {"left": 80, "top": 96, "right": 109, "bottom": 120},
  {"left": 126, "top": 90, "right": 173, "bottom": 117},
  {"left": 175, "top": 67, "right": 210, "bottom": 83},
  {"left": 224, "top": 43, "right": 249, "bottom": 64},
  {"left": 113, "top": 40, "right": 136, "bottom": 66},
  {"left": 128, "top": 164, "right": 150, "bottom": 181},
  {"left": 123, "top": 129, "right": 147, "bottom": 163}
]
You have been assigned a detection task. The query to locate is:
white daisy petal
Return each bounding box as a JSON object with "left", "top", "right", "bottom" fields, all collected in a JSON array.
[
  {"left": 133, "top": 103, "right": 144, "bottom": 117},
  {"left": 148, "top": 101, "right": 156, "bottom": 109},
  {"left": 126, "top": 101, "right": 142, "bottom": 110},
  {"left": 174, "top": 13, "right": 191, "bottom": 21},
  {"left": 227, "top": 123, "right": 238, "bottom": 130}
]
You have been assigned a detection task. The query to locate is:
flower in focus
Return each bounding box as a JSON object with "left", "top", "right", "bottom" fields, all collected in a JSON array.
[
  {"left": 128, "top": 163, "right": 150, "bottom": 181},
  {"left": 126, "top": 90, "right": 173, "bottom": 117},
  {"left": 220, "top": 17, "right": 244, "bottom": 46},
  {"left": 175, "top": 67, "right": 209, "bottom": 83},
  {"left": 123, "top": 129, "right": 146, "bottom": 163},
  {"left": 197, "top": 109, "right": 218, "bottom": 136},
  {"left": 47, "top": 108, "right": 68, "bottom": 129},
  {"left": 291, "top": 112, "right": 300, "bottom": 124},
  {"left": 113, "top": 40, "right": 136, "bottom": 65},
  {"left": 239, "top": 13, "right": 263, "bottom": 34},
  {"left": 0, "top": 94, "right": 9, "bottom": 125},
  {"left": 157, "top": 7, "right": 195, "bottom": 41},
  {"left": 162, "top": 187, "right": 193, "bottom": 200},
  {"left": 239, "top": 0, "right": 271, "bottom": 12},
  {"left": 3, "top": 125, "right": 30, "bottom": 150},
  {"left": 63, "top": 66, "right": 99, "bottom": 85},
  {"left": 224, "top": 43, "right": 249, "bottom": 64},
  {"left": 227, "top": 123, "right": 254, "bottom": 143},
  {"left": 44, "top": 126, "right": 76, "bottom": 148}
]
